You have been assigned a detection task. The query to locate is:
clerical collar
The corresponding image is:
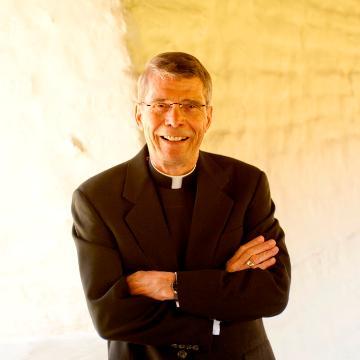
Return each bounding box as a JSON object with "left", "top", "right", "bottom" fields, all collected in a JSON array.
[{"left": 148, "top": 160, "right": 197, "bottom": 189}]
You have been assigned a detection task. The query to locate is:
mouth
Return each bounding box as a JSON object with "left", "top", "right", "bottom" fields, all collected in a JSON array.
[{"left": 160, "top": 135, "right": 189, "bottom": 142}]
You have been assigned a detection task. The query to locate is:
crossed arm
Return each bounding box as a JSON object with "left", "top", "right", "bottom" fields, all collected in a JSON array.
[
  {"left": 72, "top": 171, "right": 290, "bottom": 346},
  {"left": 126, "top": 235, "right": 279, "bottom": 301}
]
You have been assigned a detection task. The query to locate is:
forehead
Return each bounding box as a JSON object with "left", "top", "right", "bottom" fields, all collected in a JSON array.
[{"left": 144, "top": 73, "right": 205, "bottom": 101}]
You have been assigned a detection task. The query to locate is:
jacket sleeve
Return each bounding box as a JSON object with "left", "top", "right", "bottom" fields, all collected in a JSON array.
[
  {"left": 176, "top": 171, "right": 291, "bottom": 322},
  {"left": 71, "top": 189, "right": 213, "bottom": 347}
]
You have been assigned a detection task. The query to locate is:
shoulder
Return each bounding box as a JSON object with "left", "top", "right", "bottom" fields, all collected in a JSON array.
[
  {"left": 73, "top": 161, "right": 129, "bottom": 206},
  {"left": 75, "top": 147, "right": 147, "bottom": 197},
  {"left": 200, "top": 150, "right": 263, "bottom": 178},
  {"left": 199, "top": 151, "right": 268, "bottom": 200}
]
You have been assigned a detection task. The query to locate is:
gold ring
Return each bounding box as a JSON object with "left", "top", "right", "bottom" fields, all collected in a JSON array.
[{"left": 246, "top": 258, "right": 256, "bottom": 267}]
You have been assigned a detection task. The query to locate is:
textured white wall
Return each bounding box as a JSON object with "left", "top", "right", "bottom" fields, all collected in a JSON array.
[
  {"left": 0, "top": 1, "right": 137, "bottom": 359},
  {"left": 1, "top": 0, "right": 360, "bottom": 359},
  {"left": 123, "top": 1, "right": 360, "bottom": 359}
]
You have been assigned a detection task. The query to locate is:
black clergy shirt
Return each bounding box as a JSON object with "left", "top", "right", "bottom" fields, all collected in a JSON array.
[{"left": 148, "top": 161, "right": 197, "bottom": 269}]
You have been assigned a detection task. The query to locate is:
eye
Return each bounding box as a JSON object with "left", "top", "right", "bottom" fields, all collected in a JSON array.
[
  {"left": 154, "top": 102, "right": 168, "bottom": 109},
  {"left": 184, "top": 102, "right": 198, "bottom": 110}
]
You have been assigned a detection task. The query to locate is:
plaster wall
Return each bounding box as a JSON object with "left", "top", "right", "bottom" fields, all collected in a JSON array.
[
  {"left": 0, "top": 1, "right": 137, "bottom": 358},
  {"left": 123, "top": 1, "right": 360, "bottom": 359},
  {"left": 1, "top": 0, "right": 359, "bottom": 359}
]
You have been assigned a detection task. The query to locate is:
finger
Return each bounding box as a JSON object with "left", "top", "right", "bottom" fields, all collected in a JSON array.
[
  {"left": 227, "top": 247, "right": 278, "bottom": 272},
  {"left": 250, "top": 239, "right": 277, "bottom": 254},
  {"left": 226, "top": 260, "right": 248, "bottom": 272},
  {"left": 249, "top": 246, "right": 279, "bottom": 266},
  {"left": 236, "top": 240, "right": 277, "bottom": 265},
  {"left": 254, "top": 257, "right": 276, "bottom": 270},
  {"left": 229, "top": 236, "right": 265, "bottom": 262},
  {"left": 239, "top": 235, "right": 265, "bottom": 252}
]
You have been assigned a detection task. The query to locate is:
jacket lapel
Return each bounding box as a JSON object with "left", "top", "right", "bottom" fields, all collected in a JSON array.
[
  {"left": 184, "top": 152, "right": 234, "bottom": 269},
  {"left": 123, "top": 147, "right": 178, "bottom": 271}
]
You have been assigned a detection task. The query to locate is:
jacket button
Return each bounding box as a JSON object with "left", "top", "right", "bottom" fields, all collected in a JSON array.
[{"left": 177, "top": 349, "right": 187, "bottom": 358}]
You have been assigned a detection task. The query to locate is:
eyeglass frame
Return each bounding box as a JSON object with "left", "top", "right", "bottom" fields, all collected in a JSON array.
[{"left": 137, "top": 100, "right": 208, "bottom": 114}]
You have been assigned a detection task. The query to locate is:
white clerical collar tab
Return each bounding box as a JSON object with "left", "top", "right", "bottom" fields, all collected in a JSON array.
[
  {"left": 150, "top": 161, "right": 196, "bottom": 190},
  {"left": 171, "top": 177, "right": 183, "bottom": 189}
]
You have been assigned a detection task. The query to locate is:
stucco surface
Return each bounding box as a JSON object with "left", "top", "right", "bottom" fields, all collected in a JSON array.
[
  {"left": 1, "top": 0, "right": 360, "bottom": 359},
  {"left": 123, "top": 1, "right": 360, "bottom": 358},
  {"left": 1, "top": 1, "right": 136, "bottom": 359}
]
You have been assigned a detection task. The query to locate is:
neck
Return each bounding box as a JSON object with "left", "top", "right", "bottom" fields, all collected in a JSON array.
[{"left": 150, "top": 157, "right": 198, "bottom": 176}]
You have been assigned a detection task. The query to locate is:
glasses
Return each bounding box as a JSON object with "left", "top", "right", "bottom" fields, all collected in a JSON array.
[{"left": 139, "top": 101, "right": 207, "bottom": 115}]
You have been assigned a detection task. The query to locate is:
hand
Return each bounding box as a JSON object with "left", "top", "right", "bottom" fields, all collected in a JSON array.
[
  {"left": 126, "top": 271, "right": 176, "bottom": 301},
  {"left": 226, "top": 235, "right": 279, "bottom": 272}
]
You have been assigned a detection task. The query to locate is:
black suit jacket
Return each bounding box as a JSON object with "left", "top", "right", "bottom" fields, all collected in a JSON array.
[{"left": 71, "top": 146, "right": 291, "bottom": 359}]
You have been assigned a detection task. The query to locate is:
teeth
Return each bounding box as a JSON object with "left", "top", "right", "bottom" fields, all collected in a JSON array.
[{"left": 162, "top": 135, "right": 187, "bottom": 141}]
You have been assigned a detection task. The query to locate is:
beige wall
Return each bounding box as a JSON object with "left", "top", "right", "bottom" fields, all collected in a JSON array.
[
  {"left": 123, "top": 1, "right": 360, "bottom": 357},
  {"left": 1, "top": 0, "right": 359, "bottom": 359},
  {"left": 1, "top": 1, "right": 136, "bottom": 358}
]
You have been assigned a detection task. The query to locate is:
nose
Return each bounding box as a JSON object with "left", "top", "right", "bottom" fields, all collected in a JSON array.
[{"left": 164, "top": 104, "right": 185, "bottom": 127}]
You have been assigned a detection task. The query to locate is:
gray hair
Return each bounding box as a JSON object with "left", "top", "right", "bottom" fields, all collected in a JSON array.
[{"left": 137, "top": 52, "right": 212, "bottom": 104}]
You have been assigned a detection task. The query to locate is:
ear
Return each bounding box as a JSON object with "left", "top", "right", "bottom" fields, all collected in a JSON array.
[
  {"left": 205, "top": 105, "right": 213, "bottom": 131},
  {"left": 135, "top": 104, "right": 144, "bottom": 131}
]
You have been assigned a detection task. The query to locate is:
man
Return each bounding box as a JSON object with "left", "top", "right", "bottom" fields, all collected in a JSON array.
[{"left": 71, "top": 52, "right": 291, "bottom": 359}]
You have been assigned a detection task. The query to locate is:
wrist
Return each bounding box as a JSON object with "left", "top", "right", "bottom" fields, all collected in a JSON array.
[{"left": 172, "top": 272, "right": 178, "bottom": 301}]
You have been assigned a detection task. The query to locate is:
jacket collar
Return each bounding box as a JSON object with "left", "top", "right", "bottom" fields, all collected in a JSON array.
[{"left": 184, "top": 151, "right": 234, "bottom": 269}]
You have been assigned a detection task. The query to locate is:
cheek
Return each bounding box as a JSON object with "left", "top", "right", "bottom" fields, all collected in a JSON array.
[
  {"left": 194, "top": 124, "right": 207, "bottom": 138},
  {"left": 142, "top": 121, "right": 160, "bottom": 142},
  {"left": 145, "top": 117, "right": 161, "bottom": 132},
  {"left": 190, "top": 118, "right": 209, "bottom": 135},
  {"left": 140, "top": 118, "right": 152, "bottom": 132}
]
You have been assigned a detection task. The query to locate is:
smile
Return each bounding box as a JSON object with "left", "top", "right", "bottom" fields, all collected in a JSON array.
[{"left": 160, "top": 135, "right": 189, "bottom": 142}]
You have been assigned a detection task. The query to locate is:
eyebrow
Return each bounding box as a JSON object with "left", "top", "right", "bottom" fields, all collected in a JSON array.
[
  {"left": 150, "top": 98, "right": 167, "bottom": 102},
  {"left": 150, "top": 98, "right": 203, "bottom": 103}
]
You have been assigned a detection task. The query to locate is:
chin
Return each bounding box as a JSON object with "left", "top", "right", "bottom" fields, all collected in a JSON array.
[{"left": 162, "top": 155, "right": 185, "bottom": 164}]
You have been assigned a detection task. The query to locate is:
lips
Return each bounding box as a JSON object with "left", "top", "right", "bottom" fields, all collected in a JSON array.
[{"left": 160, "top": 135, "right": 189, "bottom": 142}]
